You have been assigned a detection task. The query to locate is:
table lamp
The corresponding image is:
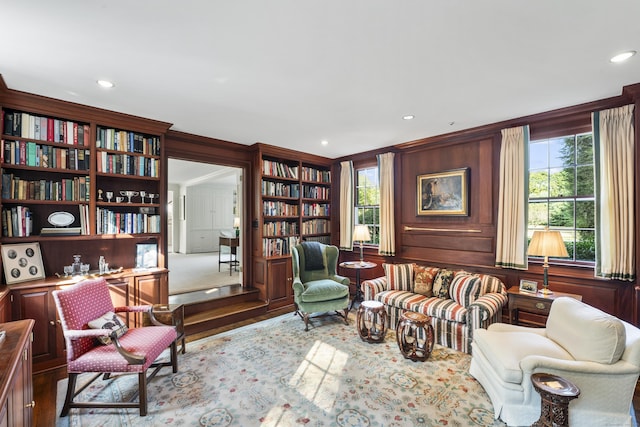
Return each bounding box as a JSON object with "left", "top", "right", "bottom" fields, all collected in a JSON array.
[
  {"left": 527, "top": 228, "right": 569, "bottom": 295},
  {"left": 353, "top": 225, "right": 371, "bottom": 265},
  {"left": 233, "top": 217, "right": 240, "bottom": 237}
]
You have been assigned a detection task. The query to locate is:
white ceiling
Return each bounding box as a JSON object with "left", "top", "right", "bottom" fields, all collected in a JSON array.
[{"left": 1, "top": 1, "right": 639, "bottom": 158}]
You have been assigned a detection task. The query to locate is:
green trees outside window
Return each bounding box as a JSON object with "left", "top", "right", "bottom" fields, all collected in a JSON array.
[{"left": 355, "top": 167, "right": 380, "bottom": 245}]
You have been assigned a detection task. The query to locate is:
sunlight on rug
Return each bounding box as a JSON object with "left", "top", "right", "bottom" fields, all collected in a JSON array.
[{"left": 56, "top": 313, "right": 505, "bottom": 427}]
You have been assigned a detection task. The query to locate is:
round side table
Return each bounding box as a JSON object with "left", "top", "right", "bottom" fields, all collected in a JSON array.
[
  {"left": 396, "top": 311, "right": 434, "bottom": 362},
  {"left": 531, "top": 373, "right": 580, "bottom": 427},
  {"left": 356, "top": 300, "right": 387, "bottom": 343}
]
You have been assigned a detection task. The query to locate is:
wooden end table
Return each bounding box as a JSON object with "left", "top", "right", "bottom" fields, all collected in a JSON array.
[
  {"left": 356, "top": 300, "right": 387, "bottom": 343},
  {"left": 339, "top": 261, "right": 377, "bottom": 310},
  {"left": 507, "top": 288, "right": 582, "bottom": 327},
  {"left": 396, "top": 311, "right": 434, "bottom": 362},
  {"left": 150, "top": 304, "right": 186, "bottom": 354},
  {"left": 531, "top": 373, "right": 580, "bottom": 427}
]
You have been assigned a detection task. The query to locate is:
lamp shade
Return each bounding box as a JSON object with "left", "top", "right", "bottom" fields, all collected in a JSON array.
[
  {"left": 527, "top": 229, "right": 569, "bottom": 258},
  {"left": 353, "top": 225, "right": 371, "bottom": 242},
  {"left": 233, "top": 217, "right": 240, "bottom": 228}
]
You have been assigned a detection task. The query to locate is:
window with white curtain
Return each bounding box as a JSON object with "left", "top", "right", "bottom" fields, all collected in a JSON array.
[
  {"left": 355, "top": 166, "right": 380, "bottom": 245},
  {"left": 528, "top": 132, "right": 595, "bottom": 263}
]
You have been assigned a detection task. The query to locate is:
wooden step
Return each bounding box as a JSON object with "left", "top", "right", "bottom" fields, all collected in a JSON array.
[{"left": 184, "top": 300, "right": 269, "bottom": 335}]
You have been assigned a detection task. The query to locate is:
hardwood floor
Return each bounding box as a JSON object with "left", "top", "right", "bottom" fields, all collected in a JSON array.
[{"left": 33, "top": 313, "right": 640, "bottom": 426}]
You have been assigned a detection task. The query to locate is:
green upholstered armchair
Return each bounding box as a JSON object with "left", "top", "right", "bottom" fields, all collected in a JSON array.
[{"left": 291, "top": 242, "right": 350, "bottom": 331}]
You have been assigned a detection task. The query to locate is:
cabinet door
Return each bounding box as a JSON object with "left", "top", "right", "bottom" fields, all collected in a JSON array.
[
  {"left": 12, "top": 287, "right": 62, "bottom": 370},
  {"left": 267, "top": 257, "right": 293, "bottom": 309}
]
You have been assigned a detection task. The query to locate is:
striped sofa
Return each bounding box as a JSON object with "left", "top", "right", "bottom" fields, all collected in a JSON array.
[{"left": 361, "top": 263, "right": 508, "bottom": 354}]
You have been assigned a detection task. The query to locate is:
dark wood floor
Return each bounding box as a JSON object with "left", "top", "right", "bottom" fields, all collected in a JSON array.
[{"left": 33, "top": 313, "right": 640, "bottom": 426}]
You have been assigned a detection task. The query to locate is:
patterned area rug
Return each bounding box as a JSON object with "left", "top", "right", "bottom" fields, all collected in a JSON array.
[{"left": 56, "top": 313, "right": 505, "bottom": 427}]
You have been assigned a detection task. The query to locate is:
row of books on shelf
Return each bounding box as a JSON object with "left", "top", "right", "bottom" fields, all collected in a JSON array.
[
  {"left": 2, "top": 110, "right": 89, "bottom": 145},
  {"left": 302, "top": 235, "right": 331, "bottom": 244},
  {"left": 262, "top": 159, "right": 298, "bottom": 179},
  {"left": 96, "top": 207, "right": 161, "bottom": 234},
  {"left": 96, "top": 127, "right": 161, "bottom": 156},
  {"left": 301, "top": 219, "right": 330, "bottom": 234},
  {"left": 262, "top": 180, "right": 300, "bottom": 198},
  {"left": 1, "top": 206, "right": 32, "bottom": 237},
  {"left": 3, "top": 139, "right": 91, "bottom": 170},
  {"left": 262, "top": 236, "right": 298, "bottom": 257},
  {"left": 1, "top": 173, "right": 90, "bottom": 201},
  {"left": 263, "top": 220, "right": 299, "bottom": 237},
  {"left": 96, "top": 151, "right": 159, "bottom": 177},
  {"left": 301, "top": 166, "right": 331, "bottom": 183},
  {"left": 302, "top": 185, "right": 330, "bottom": 199},
  {"left": 302, "top": 203, "right": 330, "bottom": 216},
  {"left": 263, "top": 200, "right": 300, "bottom": 217}
]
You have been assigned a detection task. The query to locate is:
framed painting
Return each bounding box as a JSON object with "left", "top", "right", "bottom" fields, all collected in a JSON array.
[
  {"left": 1, "top": 242, "right": 46, "bottom": 284},
  {"left": 136, "top": 243, "right": 158, "bottom": 269},
  {"left": 519, "top": 279, "right": 539, "bottom": 294},
  {"left": 417, "top": 168, "right": 469, "bottom": 216}
]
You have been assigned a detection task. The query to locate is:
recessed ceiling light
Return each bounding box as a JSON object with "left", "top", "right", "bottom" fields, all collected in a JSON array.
[
  {"left": 321, "top": 140, "right": 329, "bottom": 146},
  {"left": 96, "top": 79, "right": 115, "bottom": 88},
  {"left": 403, "top": 115, "right": 414, "bottom": 120},
  {"left": 610, "top": 51, "right": 636, "bottom": 63}
]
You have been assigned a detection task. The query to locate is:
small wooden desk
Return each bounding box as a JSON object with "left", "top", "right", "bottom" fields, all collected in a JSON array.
[
  {"left": 339, "top": 261, "right": 377, "bottom": 310},
  {"left": 219, "top": 236, "right": 239, "bottom": 275},
  {"left": 508, "top": 288, "right": 582, "bottom": 327}
]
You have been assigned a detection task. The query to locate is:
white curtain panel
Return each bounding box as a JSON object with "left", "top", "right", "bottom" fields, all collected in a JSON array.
[
  {"left": 377, "top": 152, "right": 395, "bottom": 256},
  {"left": 339, "top": 160, "right": 354, "bottom": 250},
  {"left": 594, "top": 104, "right": 636, "bottom": 281},
  {"left": 495, "top": 125, "right": 529, "bottom": 269}
]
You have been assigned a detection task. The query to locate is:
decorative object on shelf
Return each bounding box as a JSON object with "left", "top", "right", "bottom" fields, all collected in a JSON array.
[
  {"left": 519, "top": 279, "right": 538, "bottom": 294},
  {"left": 527, "top": 227, "right": 569, "bottom": 295},
  {"left": 417, "top": 167, "right": 469, "bottom": 216},
  {"left": 98, "top": 256, "right": 108, "bottom": 274},
  {"left": 233, "top": 216, "right": 240, "bottom": 237},
  {"left": 40, "top": 211, "right": 81, "bottom": 236},
  {"left": 105, "top": 191, "right": 113, "bottom": 202},
  {"left": 140, "top": 190, "right": 147, "bottom": 203},
  {"left": 116, "top": 196, "right": 124, "bottom": 203},
  {"left": 72, "top": 254, "right": 82, "bottom": 275},
  {"left": 352, "top": 224, "right": 371, "bottom": 265},
  {"left": 1, "top": 242, "right": 45, "bottom": 284},
  {"left": 148, "top": 193, "right": 157, "bottom": 204},
  {"left": 98, "top": 189, "right": 104, "bottom": 201},
  {"left": 136, "top": 243, "right": 158, "bottom": 269},
  {"left": 120, "top": 190, "right": 139, "bottom": 203}
]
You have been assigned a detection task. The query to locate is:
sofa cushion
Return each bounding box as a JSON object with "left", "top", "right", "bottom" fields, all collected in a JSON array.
[
  {"left": 383, "top": 263, "right": 415, "bottom": 291},
  {"left": 473, "top": 328, "right": 574, "bottom": 384},
  {"left": 546, "top": 297, "right": 626, "bottom": 364},
  {"left": 449, "top": 273, "right": 482, "bottom": 307},
  {"left": 414, "top": 297, "right": 468, "bottom": 323},
  {"left": 375, "top": 290, "right": 429, "bottom": 311},
  {"left": 432, "top": 269, "right": 454, "bottom": 298},
  {"left": 300, "top": 279, "right": 349, "bottom": 303},
  {"left": 414, "top": 265, "right": 439, "bottom": 296}
]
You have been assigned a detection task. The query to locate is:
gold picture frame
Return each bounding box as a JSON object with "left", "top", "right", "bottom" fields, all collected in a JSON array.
[
  {"left": 1, "top": 242, "right": 46, "bottom": 284},
  {"left": 417, "top": 168, "right": 468, "bottom": 216}
]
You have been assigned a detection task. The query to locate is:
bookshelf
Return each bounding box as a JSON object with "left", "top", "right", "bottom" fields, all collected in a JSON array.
[{"left": 252, "top": 144, "right": 334, "bottom": 310}]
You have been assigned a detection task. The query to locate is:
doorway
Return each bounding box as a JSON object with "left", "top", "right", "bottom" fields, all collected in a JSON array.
[{"left": 167, "top": 158, "right": 243, "bottom": 296}]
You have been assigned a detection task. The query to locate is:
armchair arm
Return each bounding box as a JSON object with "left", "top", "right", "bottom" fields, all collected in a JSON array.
[
  {"left": 330, "top": 274, "right": 350, "bottom": 287},
  {"left": 64, "top": 328, "right": 146, "bottom": 365},
  {"left": 111, "top": 333, "right": 146, "bottom": 365},
  {"left": 115, "top": 305, "right": 152, "bottom": 313},
  {"left": 63, "top": 328, "right": 113, "bottom": 340},
  {"left": 292, "top": 278, "right": 305, "bottom": 297},
  {"left": 361, "top": 277, "right": 387, "bottom": 300}
]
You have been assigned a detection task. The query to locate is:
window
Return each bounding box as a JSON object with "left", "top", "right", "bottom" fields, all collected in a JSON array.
[
  {"left": 355, "top": 166, "right": 380, "bottom": 244},
  {"left": 528, "top": 133, "right": 595, "bottom": 262}
]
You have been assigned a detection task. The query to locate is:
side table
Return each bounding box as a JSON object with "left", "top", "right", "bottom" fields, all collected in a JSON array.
[
  {"left": 531, "top": 373, "right": 580, "bottom": 427},
  {"left": 149, "top": 304, "right": 186, "bottom": 354},
  {"left": 396, "top": 311, "right": 434, "bottom": 362},
  {"left": 339, "top": 261, "right": 377, "bottom": 310},
  {"left": 356, "top": 300, "right": 387, "bottom": 343},
  {"left": 507, "top": 288, "right": 582, "bottom": 327}
]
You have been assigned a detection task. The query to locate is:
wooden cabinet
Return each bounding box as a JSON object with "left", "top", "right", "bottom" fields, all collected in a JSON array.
[
  {"left": 507, "top": 287, "right": 583, "bottom": 327},
  {"left": 0, "top": 319, "right": 35, "bottom": 427},
  {"left": 251, "top": 144, "right": 333, "bottom": 311}
]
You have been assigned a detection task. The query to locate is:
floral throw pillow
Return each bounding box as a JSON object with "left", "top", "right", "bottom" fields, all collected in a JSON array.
[
  {"left": 88, "top": 311, "right": 128, "bottom": 345},
  {"left": 414, "top": 266, "right": 439, "bottom": 297},
  {"left": 432, "top": 269, "right": 454, "bottom": 298},
  {"left": 383, "top": 263, "right": 415, "bottom": 291}
]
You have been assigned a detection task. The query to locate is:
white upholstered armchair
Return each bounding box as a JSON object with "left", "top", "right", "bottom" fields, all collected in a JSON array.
[{"left": 469, "top": 297, "right": 640, "bottom": 426}]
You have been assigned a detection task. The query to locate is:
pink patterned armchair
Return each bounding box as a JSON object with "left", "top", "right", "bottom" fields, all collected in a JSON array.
[{"left": 52, "top": 277, "right": 178, "bottom": 417}]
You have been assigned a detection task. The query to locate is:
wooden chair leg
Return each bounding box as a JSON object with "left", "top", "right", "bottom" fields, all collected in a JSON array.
[
  {"left": 303, "top": 313, "right": 310, "bottom": 331},
  {"left": 60, "top": 373, "right": 78, "bottom": 417},
  {"left": 171, "top": 341, "right": 178, "bottom": 373},
  {"left": 139, "top": 372, "right": 148, "bottom": 416},
  {"left": 342, "top": 308, "right": 349, "bottom": 324}
]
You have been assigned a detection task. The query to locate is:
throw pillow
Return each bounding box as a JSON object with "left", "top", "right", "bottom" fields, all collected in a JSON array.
[
  {"left": 414, "top": 265, "right": 439, "bottom": 296},
  {"left": 88, "top": 311, "right": 128, "bottom": 345},
  {"left": 432, "top": 269, "right": 454, "bottom": 298},
  {"left": 383, "top": 263, "right": 415, "bottom": 291},
  {"left": 449, "top": 273, "right": 482, "bottom": 307}
]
